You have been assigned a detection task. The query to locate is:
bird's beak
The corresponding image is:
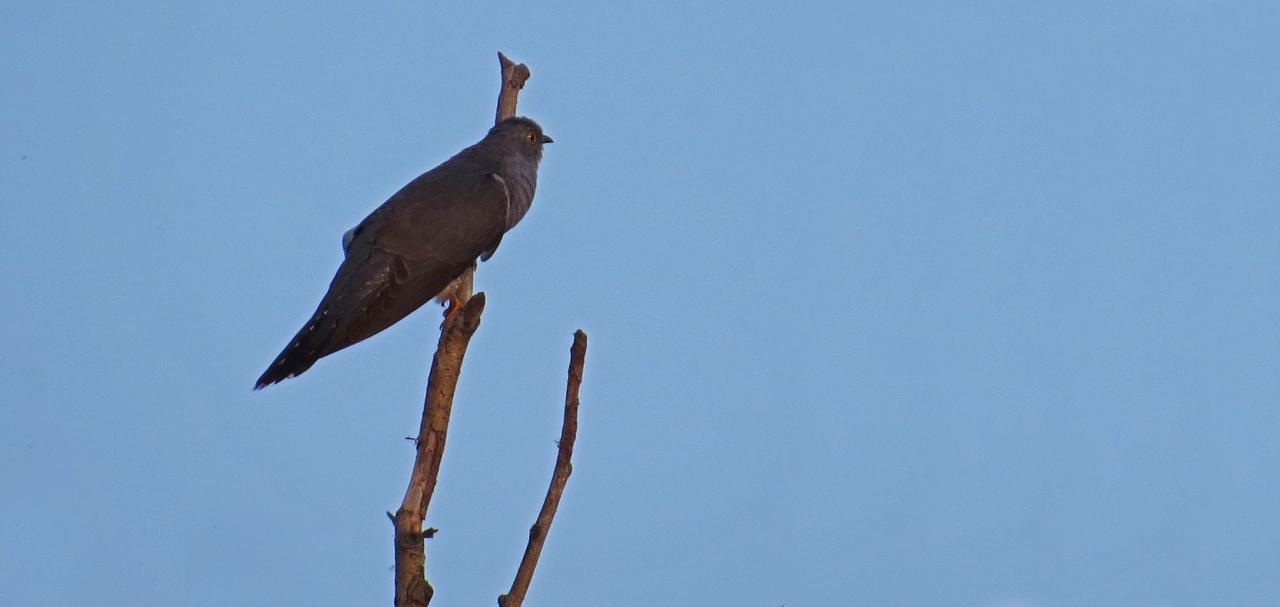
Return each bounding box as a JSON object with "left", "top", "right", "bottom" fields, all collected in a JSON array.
[{"left": 541, "top": 134, "right": 554, "bottom": 144}]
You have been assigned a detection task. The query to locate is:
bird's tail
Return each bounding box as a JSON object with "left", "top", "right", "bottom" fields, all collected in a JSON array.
[{"left": 254, "top": 307, "right": 336, "bottom": 389}]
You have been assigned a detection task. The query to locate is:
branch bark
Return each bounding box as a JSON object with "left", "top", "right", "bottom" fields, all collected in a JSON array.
[
  {"left": 498, "top": 330, "right": 588, "bottom": 607},
  {"left": 392, "top": 294, "right": 486, "bottom": 607}
]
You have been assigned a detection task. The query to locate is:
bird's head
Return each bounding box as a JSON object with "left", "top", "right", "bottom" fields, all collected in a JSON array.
[{"left": 489, "top": 116, "right": 553, "bottom": 162}]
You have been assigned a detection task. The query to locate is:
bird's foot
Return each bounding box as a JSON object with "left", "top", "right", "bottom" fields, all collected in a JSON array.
[{"left": 439, "top": 296, "right": 461, "bottom": 329}]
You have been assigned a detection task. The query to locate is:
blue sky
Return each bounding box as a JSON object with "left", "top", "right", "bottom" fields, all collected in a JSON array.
[{"left": 2, "top": 1, "right": 1278, "bottom": 606}]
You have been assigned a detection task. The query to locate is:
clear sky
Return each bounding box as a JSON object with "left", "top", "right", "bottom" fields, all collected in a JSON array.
[{"left": 2, "top": 1, "right": 1277, "bottom": 606}]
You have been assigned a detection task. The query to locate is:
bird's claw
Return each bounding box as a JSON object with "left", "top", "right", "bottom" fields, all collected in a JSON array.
[{"left": 439, "top": 297, "right": 461, "bottom": 329}]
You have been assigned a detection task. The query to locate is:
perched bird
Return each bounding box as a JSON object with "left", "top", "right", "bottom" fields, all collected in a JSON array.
[{"left": 255, "top": 116, "right": 552, "bottom": 389}]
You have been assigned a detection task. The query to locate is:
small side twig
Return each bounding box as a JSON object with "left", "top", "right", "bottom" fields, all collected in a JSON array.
[
  {"left": 392, "top": 294, "right": 486, "bottom": 607},
  {"left": 498, "top": 330, "right": 588, "bottom": 607}
]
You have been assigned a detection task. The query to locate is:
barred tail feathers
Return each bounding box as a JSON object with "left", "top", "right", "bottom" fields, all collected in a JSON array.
[{"left": 254, "top": 308, "right": 336, "bottom": 389}]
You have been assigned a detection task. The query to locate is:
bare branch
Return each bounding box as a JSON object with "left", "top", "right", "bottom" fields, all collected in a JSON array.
[
  {"left": 392, "top": 52, "right": 573, "bottom": 607},
  {"left": 498, "top": 330, "right": 588, "bottom": 607},
  {"left": 392, "top": 294, "right": 486, "bottom": 607},
  {"left": 496, "top": 51, "right": 531, "bottom": 123}
]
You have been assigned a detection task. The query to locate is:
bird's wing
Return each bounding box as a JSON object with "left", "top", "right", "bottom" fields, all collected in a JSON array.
[
  {"left": 369, "top": 170, "right": 511, "bottom": 263},
  {"left": 324, "top": 169, "right": 510, "bottom": 349},
  {"left": 254, "top": 169, "right": 509, "bottom": 388}
]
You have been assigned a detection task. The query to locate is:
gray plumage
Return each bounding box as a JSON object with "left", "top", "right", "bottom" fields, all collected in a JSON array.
[{"left": 255, "top": 117, "right": 552, "bottom": 389}]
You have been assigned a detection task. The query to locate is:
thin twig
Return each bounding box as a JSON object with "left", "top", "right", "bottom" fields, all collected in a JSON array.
[
  {"left": 392, "top": 294, "right": 486, "bottom": 607},
  {"left": 498, "top": 330, "right": 588, "bottom": 607}
]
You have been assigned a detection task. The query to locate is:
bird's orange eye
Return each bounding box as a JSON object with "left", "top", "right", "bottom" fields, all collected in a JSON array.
[{"left": 528, "top": 132, "right": 538, "bottom": 143}]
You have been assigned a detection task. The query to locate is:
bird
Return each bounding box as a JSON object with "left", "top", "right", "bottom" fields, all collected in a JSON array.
[{"left": 254, "top": 116, "right": 552, "bottom": 389}]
